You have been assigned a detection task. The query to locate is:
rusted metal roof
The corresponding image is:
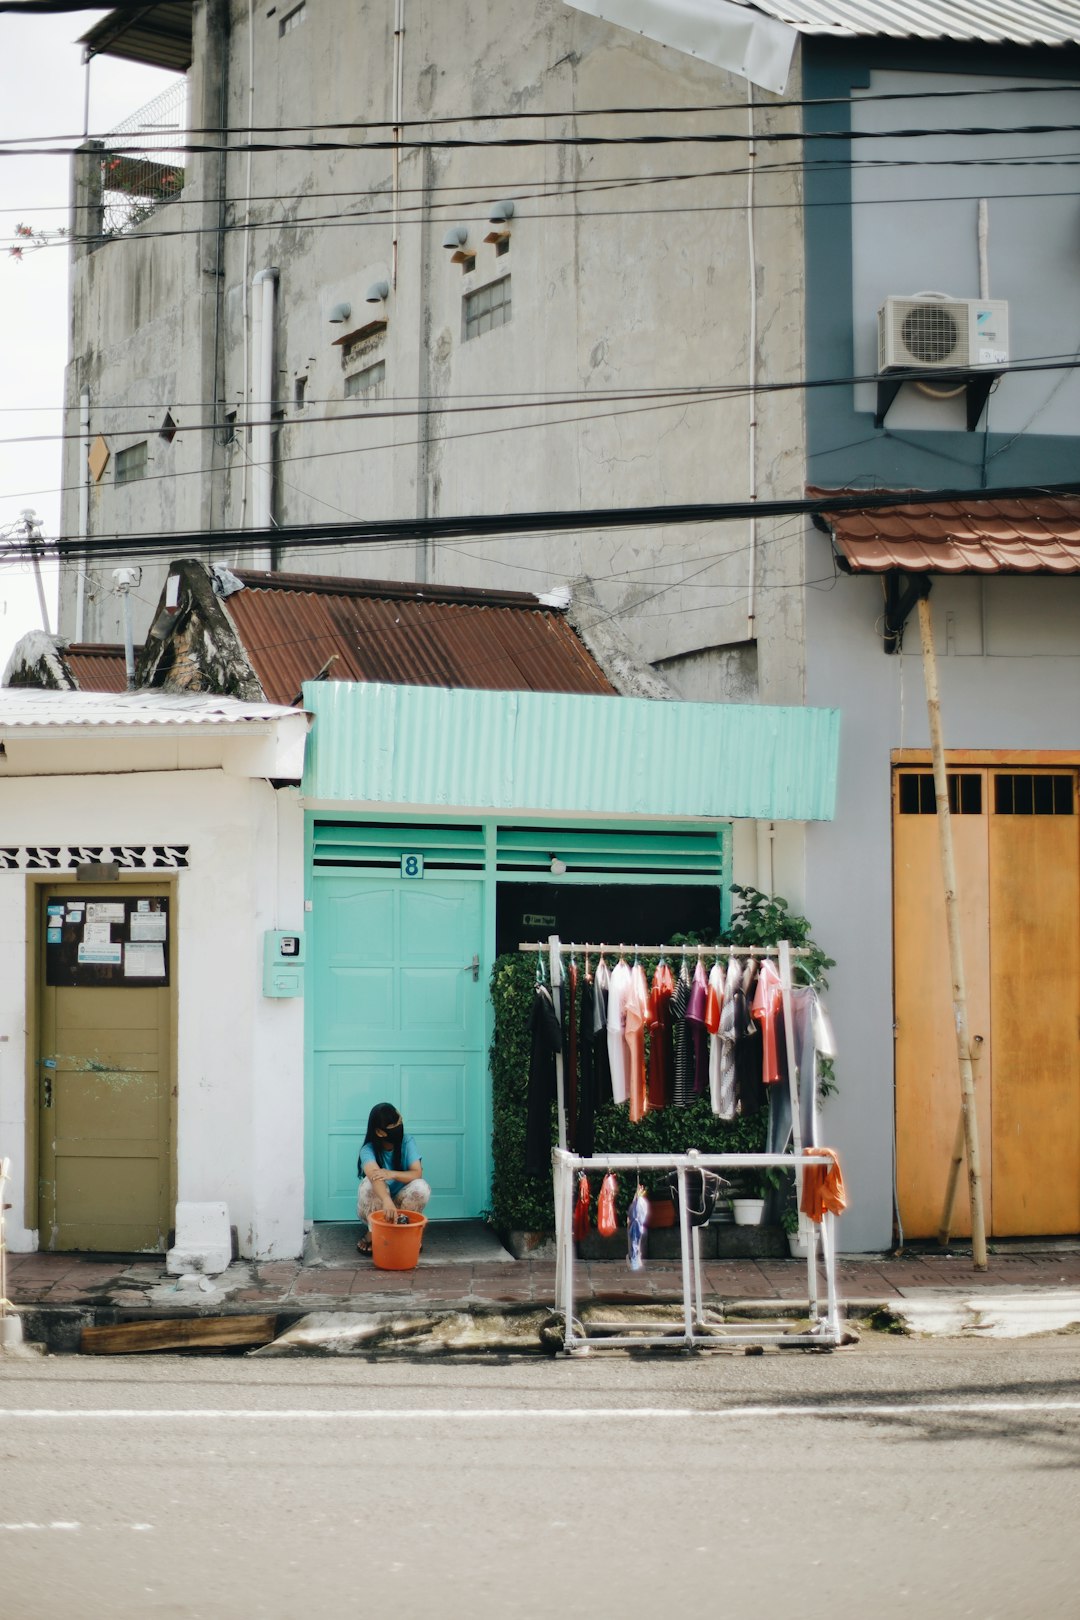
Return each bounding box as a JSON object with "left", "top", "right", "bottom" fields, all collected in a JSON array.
[
  {"left": 745, "top": 0, "right": 1080, "bottom": 46},
  {"left": 223, "top": 571, "right": 617, "bottom": 706},
  {"left": 65, "top": 644, "right": 129, "bottom": 694},
  {"left": 812, "top": 489, "right": 1080, "bottom": 574}
]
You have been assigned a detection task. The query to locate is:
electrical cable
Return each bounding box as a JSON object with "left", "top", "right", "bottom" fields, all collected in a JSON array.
[{"left": 6, "top": 477, "right": 1077, "bottom": 567}]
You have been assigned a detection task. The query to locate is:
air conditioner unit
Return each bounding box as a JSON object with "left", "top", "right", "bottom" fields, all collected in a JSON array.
[{"left": 878, "top": 295, "right": 1009, "bottom": 372}]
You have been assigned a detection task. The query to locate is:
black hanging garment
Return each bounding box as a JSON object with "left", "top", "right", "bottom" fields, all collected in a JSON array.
[
  {"left": 525, "top": 982, "right": 563, "bottom": 1178},
  {"left": 577, "top": 973, "right": 598, "bottom": 1159},
  {"left": 671, "top": 961, "right": 694, "bottom": 1106},
  {"left": 733, "top": 959, "right": 766, "bottom": 1116}
]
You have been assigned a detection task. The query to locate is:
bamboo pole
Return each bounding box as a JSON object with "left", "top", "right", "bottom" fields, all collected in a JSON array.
[
  {"left": 917, "top": 595, "right": 988, "bottom": 1269},
  {"left": 937, "top": 1034, "right": 986, "bottom": 1245}
]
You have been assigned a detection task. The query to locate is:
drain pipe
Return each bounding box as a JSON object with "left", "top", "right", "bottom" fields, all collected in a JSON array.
[
  {"left": 112, "top": 567, "right": 141, "bottom": 689},
  {"left": 392, "top": 0, "right": 405, "bottom": 288},
  {"left": 75, "top": 386, "right": 90, "bottom": 640},
  {"left": 249, "top": 266, "right": 278, "bottom": 566},
  {"left": 745, "top": 84, "right": 758, "bottom": 641}
]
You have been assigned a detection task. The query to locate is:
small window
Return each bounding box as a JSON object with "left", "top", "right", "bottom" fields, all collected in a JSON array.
[
  {"left": 115, "top": 441, "right": 148, "bottom": 485},
  {"left": 459, "top": 253, "right": 477, "bottom": 275},
  {"left": 994, "top": 774, "right": 1074, "bottom": 816},
  {"left": 897, "top": 772, "right": 982, "bottom": 815},
  {"left": 495, "top": 236, "right": 510, "bottom": 258},
  {"left": 344, "top": 360, "right": 385, "bottom": 402},
  {"left": 294, "top": 376, "right": 307, "bottom": 408},
  {"left": 279, "top": 2, "right": 305, "bottom": 35},
  {"left": 464, "top": 275, "right": 511, "bottom": 341}
]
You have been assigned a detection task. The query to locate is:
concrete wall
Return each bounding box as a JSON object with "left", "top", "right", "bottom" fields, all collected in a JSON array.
[
  {"left": 804, "top": 538, "right": 1080, "bottom": 1252},
  {"left": 60, "top": 0, "right": 808, "bottom": 708},
  {"left": 0, "top": 768, "right": 306, "bottom": 1259}
]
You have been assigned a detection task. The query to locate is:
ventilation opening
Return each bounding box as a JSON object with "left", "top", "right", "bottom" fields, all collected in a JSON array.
[
  {"left": 902, "top": 304, "right": 960, "bottom": 364},
  {"left": 496, "top": 825, "right": 726, "bottom": 876},
  {"left": 312, "top": 821, "right": 485, "bottom": 869},
  {"left": 994, "top": 774, "right": 1074, "bottom": 816},
  {"left": 897, "top": 773, "right": 982, "bottom": 815}
]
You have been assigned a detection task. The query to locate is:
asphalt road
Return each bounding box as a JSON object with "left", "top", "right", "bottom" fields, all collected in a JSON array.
[{"left": 3, "top": 1336, "right": 1079, "bottom": 1620}]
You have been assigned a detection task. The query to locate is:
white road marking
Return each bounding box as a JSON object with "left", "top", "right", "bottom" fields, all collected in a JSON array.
[
  {"left": 0, "top": 1522, "right": 81, "bottom": 1531},
  {"left": 0, "top": 1401, "right": 1078, "bottom": 1421}
]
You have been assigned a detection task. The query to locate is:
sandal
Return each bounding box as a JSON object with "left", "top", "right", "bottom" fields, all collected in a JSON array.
[{"left": 356, "top": 1233, "right": 372, "bottom": 1254}]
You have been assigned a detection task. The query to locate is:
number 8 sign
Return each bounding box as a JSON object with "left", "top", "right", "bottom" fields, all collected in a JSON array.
[{"left": 400, "top": 852, "right": 424, "bottom": 879}]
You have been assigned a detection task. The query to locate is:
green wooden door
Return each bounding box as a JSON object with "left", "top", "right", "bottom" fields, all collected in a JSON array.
[{"left": 311, "top": 874, "right": 485, "bottom": 1221}]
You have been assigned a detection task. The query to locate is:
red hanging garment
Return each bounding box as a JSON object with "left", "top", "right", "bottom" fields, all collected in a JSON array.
[
  {"left": 597, "top": 1172, "right": 618, "bottom": 1238},
  {"left": 572, "top": 1172, "right": 591, "bottom": 1241}
]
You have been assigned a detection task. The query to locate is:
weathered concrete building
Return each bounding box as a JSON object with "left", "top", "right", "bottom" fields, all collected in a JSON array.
[{"left": 56, "top": 2, "right": 1080, "bottom": 1251}]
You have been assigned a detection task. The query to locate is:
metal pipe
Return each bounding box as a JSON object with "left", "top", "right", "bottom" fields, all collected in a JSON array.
[
  {"left": 249, "top": 266, "right": 278, "bottom": 563},
  {"left": 392, "top": 0, "right": 405, "bottom": 288},
  {"left": 745, "top": 83, "right": 758, "bottom": 640},
  {"left": 75, "top": 387, "right": 90, "bottom": 640}
]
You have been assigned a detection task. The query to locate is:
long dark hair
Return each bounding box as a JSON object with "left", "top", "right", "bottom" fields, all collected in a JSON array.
[{"left": 363, "top": 1102, "right": 405, "bottom": 1172}]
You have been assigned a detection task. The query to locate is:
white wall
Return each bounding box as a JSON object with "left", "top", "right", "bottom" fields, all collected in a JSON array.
[
  {"left": 0, "top": 770, "right": 305, "bottom": 1258},
  {"left": 804, "top": 530, "right": 1080, "bottom": 1250}
]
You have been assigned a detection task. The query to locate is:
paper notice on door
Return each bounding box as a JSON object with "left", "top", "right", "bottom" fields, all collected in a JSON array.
[
  {"left": 78, "top": 943, "right": 123, "bottom": 966},
  {"left": 47, "top": 928, "right": 62, "bottom": 945},
  {"left": 86, "top": 902, "right": 126, "bottom": 923},
  {"left": 130, "top": 912, "right": 167, "bottom": 942},
  {"left": 125, "top": 942, "right": 165, "bottom": 978},
  {"left": 83, "top": 921, "right": 113, "bottom": 946}
]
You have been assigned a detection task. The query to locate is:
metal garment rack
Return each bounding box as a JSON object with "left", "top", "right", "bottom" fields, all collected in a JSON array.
[{"left": 519, "top": 935, "right": 844, "bottom": 1353}]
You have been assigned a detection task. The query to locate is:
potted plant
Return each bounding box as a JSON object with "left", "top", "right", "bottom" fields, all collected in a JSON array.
[
  {"left": 781, "top": 1204, "right": 808, "bottom": 1256},
  {"left": 731, "top": 1169, "right": 769, "bottom": 1226}
]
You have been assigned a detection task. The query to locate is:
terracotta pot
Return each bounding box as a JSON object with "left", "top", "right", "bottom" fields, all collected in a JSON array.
[{"left": 647, "top": 1196, "right": 676, "bottom": 1229}]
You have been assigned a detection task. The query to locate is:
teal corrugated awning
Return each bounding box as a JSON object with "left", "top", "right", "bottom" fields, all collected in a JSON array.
[{"left": 301, "top": 683, "right": 839, "bottom": 822}]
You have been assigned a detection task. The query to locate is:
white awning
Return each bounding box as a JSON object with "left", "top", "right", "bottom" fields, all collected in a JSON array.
[{"left": 565, "top": 0, "right": 798, "bottom": 94}]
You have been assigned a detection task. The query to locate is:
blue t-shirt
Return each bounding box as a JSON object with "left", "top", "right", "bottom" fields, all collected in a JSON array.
[{"left": 359, "top": 1134, "right": 421, "bottom": 1198}]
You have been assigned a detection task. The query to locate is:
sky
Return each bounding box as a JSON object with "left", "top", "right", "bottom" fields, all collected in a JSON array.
[{"left": 0, "top": 8, "right": 176, "bottom": 670}]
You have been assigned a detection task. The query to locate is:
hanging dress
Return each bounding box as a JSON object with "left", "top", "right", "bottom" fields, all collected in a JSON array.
[
  {"left": 687, "top": 958, "right": 710, "bottom": 1096},
  {"left": 624, "top": 962, "right": 650, "bottom": 1123},
  {"left": 705, "top": 958, "right": 730, "bottom": 1119},
  {"left": 647, "top": 959, "right": 675, "bottom": 1110},
  {"left": 716, "top": 955, "right": 742, "bottom": 1121},
  {"left": 606, "top": 958, "right": 632, "bottom": 1107},
  {"left": 592, "top": 957, "right": 613, "bottom": 1109},
  {"left": 524, "top": 981, "right": 562, "bottom": 1177},
  {"left": 671, "top": 959, "right": 694, "bottom": 1107}
]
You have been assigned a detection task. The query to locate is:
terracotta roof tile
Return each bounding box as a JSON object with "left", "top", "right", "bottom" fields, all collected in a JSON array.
[{"left": 810, "top": 490, "right": 1080, "bottom": 574}]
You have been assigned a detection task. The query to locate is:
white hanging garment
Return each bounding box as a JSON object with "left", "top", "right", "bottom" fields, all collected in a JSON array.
[{"left": 606, "top": 958, "right": 632, "bottom": 1107}]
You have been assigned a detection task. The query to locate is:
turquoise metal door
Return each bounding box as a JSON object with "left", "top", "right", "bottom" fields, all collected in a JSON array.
[{"left": 311, "top": 874, "right": 484, "bottom": 1221}]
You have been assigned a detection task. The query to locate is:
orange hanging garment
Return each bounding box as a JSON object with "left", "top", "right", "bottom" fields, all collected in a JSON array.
[{"left": 799, "top": 1147, "right": 848, "bottom": 1223}]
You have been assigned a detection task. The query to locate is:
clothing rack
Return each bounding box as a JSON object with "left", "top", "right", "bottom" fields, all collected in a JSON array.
[{"left": 518, "top": 934, "right": 842, "bottom": 1353}]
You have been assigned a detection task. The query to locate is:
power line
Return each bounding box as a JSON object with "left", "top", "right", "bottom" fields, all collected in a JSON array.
[
  {"left": 3, "top": 354, "right": 1077, "bottom": 450},
  {"left": 7, "top": 479, "right": 1077, "bottom": 567}
]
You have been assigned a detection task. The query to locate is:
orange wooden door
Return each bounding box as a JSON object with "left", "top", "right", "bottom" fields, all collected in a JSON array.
[
  {"left": 893, "top": 770, "right": 992, "bottom": 1239},
  {"left": 988, "top": 771, "right": 1080, "bottom": 1235}
]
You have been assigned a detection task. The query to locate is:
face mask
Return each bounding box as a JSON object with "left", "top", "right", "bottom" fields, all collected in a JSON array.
[{"left": 381, "top": 1122, "right": 404, "bottom": 1149}]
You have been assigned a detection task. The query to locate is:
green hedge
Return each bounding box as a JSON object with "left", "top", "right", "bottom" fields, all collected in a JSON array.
[{"left": 487, "top": 887, "right": 835, "bottom": 1234}]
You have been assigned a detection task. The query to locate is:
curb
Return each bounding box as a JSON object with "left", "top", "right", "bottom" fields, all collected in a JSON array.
[{"left": 12, "top": 1295, "right": 888, "bottom": 1356}]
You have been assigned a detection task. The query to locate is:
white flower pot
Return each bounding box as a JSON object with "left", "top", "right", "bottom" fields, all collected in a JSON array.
[
  {"left": 732, "top": 1197, "right": 765, "bottom": 1227},
  {"left": 787, "top": 1230, "right": 809, "bottom": 1258}
]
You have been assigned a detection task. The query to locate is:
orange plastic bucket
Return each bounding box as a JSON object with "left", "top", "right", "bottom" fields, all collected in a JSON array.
[{"left": 369, "top": 1209, "right": 426, "bottom": 1270}]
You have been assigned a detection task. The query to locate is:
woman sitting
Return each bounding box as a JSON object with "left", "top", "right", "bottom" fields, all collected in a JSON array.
[{"left": 356, "top": 1102, "right": 431, "bottom": 1253}]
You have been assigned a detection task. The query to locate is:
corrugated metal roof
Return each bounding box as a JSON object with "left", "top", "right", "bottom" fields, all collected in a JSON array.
[
  {"left": 0, "top": 691, "right": 303, "bottom": 729},
  {"left": 813, "top": 490, "right": 1080, "bottom": 573},
  {"left": 225, "top": 571, "right": 616, "bottom": 705},
  {"left": 79, "top": 3, "right": 194, "bottom": 71},
  {"left": 302, "top": 682, "right": 840, "bottom": 822},
  {"left": 64, "top": 645, "right": 129, "bottom": 694},
  {"left": 744, "top": 0, "right": 1080, "bottom": 45}
]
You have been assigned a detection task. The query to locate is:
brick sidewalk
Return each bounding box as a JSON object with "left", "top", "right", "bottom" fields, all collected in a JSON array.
[{"left": 8, "top": 1244, "right": 1080, "bottom": 1317}]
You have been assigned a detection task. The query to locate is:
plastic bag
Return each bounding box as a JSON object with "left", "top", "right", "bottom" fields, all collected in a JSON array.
[
  {"left": 597, "top": 1172, "right": 618, "bottom": 1238},
  {"left": 572, "top": 1172, "right": 591, "bottom": 1241}
]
